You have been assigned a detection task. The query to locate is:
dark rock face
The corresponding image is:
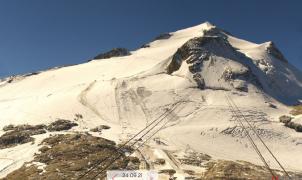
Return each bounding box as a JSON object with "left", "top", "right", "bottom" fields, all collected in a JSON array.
[
  {"left": 279, "top": 115, "right": 292, "bottom": 124},
  {"left": 284, "top": 122, "right": 302, "bottom": 132},
  {"left": 140, "top": 44, "right": 150, "bottom": 48},
  {"left": 203, "top": 27, "right": 229, "bottom": 38},
  {"left": 90, "top": 125, "right": 111, "bottom": 132},
  {"left": 166, "top": 35, "right": 236, "bottom": 90},
  {"left": 4, "top": 134, "right": 140, "bottom": 180},
  {"left": 3, "top": 124, "right": 46, "bottom": 133},
  {"left": 166, "top": 30, "right": 263, "bottom": 92},
  {"left": 193, "top": 73, "right": 205, "bottom": 89},
  {"left": 0, "top": 124, "right": 47, "bottom": 149},
  {"left": 140, "top": 33, "right": 172, "bottom": 48},
  {"left": 94, "top": 48, "right": 130, "bottom": 59},
  {"left": 0, "top": 120, "right": 79, "bottom": 149},
  {"left": 47, "top": 119, "right": 78, "bottom": 132},
  {"left": 266, "top": 42, "right": 288, "bottom": 63},
  {"left": 0, "top": 132, "right": 33, "bottom": 149},
  {"left": 221, "top": 67, "right": 250, "bottom": 81},
  {"left": 154, "top": 33, "right": 172, "bottom": 40},
  {"left": 167, "top": 36, "right": 216, "bottom": 75},
  {"left": 279, "top": 115, "right": 302, "bottom": 132}
]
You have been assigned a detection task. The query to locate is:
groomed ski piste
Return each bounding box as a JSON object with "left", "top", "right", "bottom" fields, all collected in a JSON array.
[{"left": 0, "top": 22, "right": 302, "bottom": 179}]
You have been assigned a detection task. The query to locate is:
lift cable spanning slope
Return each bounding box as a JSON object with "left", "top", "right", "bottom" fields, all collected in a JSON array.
[
  {"left": 90, "top": 104, "right": 180, "bottom": 180},
  {"left": 224, "top": 95, "right": 276, "bottom": 177},
  {"left": 77, "top": 100, "right": 186, "bottom": 180},
  {"left": 227, "top": 97, "right": 292, "bottom": 179},
  {"left": 214, "top": 58, "right": 291, "bottom": 178}
]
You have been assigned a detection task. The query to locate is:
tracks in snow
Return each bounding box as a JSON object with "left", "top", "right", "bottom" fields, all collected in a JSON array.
[
  {"left": 114, "top": 79, "right": 152, "bottom": 139},
  {"left": 78, "top": 80, "right": 111, "bottom": 122}
]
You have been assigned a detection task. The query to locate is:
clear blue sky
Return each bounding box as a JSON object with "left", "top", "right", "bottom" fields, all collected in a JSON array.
[{"left": 0, "top": 0, "right": 301, "bottom": 77}]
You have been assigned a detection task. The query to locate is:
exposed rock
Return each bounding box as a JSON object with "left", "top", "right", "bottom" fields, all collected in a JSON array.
[
  {"left": 290, "top": 105, "right": 302, "bottom": 116},
  {"left": 202, "top": 160, "right": 301, "bottom": 180},
  {"left": 23, "top": 72, "right": 40, "bottom": 78},
  {"left": 165, "top": 32, "right": 264, "bottom": 92},
  {"left": 222, "top": 66, "right": 251, "bottom": 92},
  {"left": 90, "top": 125, "right": 111, "bottom": 132},
  {"left": 0, "top": 124, "right": 47, "bottom": 149},
  {"left": 284, "top": 122, "right": 302, "bottom": 132},
  {"left": 266, "top": 42, "right": 288, "bottom": 63},
  {"left": 154, "top": 158, "right": 166, "bottom": 165},
  {"left": 279, "top": 115, "right": 302, "bottom": 132},
  {"left": 154, "top": 33, "right": 172, "bottom": 40},
  {"left": 192, "top": 74, "right": 205, "bottom": 89},
  {"left": 279, "top": 115, "right": 292, "bottom": 124},
  {"left": 47, "top": 119, "right": 78, "bottom": 132},
  {"left": 140, "top": 33, "right": 172, "bottom": 48},
  {"left": 141, "top": 44, "right": 150, "bottom": 48},
  {"left": 74, "top": 113, "right": 83, "bottom": 121},
  {"left": 203, "top": 27, "right": 229, "bottom": 38},
  {"left": 3, "top": 124, "right": 46, "bottom": 132},
  {"left": 166, "top": 36, "right": 218, "bottom": 89},
  {"left": 0, "top": 132, "right": 33, "bottom": 149},
  {"left": 203, "top": 160, "right": 271, "bottom": 180},
  {"left": 268, "top": 103, "right": 277, "bottom": 109},
  {"left": 4, "top": 134, "right": 140, "bottom": 179},
  {"left": 94, "top": 48, "right": 130, "bottom": 59},
  {"left": 222, "top": 67, "right": 249, "bottom": 81}
]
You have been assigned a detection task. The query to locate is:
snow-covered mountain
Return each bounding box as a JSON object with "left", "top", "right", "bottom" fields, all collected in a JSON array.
[{"left": 0, "top": 22, "right": 302, "bottom": 179}]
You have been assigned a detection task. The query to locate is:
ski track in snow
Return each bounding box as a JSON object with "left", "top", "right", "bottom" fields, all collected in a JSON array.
[
  {"left": 114, "top": 78, "right": 153, "bottom": 139},
  {"left": 78, "top": 80, "right": 112, "bottom": 123}
]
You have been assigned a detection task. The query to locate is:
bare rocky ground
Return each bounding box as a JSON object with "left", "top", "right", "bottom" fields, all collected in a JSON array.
[
  {"left": 1, "top": 122, "right": 302, "bottom": 180},
  {"left": 282, "top": 105, "right": 302, "bottom": 133},
  {"left": 0, "top": 119, "right": 78, "bottom": 149},
  {"left": 201, "top": 160, "right": 302, "bottom": 180},
  {"left": 290, "top": 105, "right": 302, "bottom": 116},
  {"left": 2, "top": 133, "right": 139, "bottom": 180}
]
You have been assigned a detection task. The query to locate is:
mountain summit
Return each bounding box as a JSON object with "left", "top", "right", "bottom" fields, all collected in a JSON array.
[{"left": 0, "top": 22, "right": 302, "bottom": 179}]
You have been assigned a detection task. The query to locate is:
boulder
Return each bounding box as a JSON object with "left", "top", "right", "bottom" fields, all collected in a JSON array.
[
  {"left": 279, "top": 115, "right": 292, "bottom": 124},
  {"left": 47, "top": 119, "right": 78, "bottom": 132}
]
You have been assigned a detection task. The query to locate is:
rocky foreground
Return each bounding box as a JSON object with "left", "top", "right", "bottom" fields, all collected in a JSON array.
[{"left": 1, "top": 120, "right": 301, "bottom": 179}]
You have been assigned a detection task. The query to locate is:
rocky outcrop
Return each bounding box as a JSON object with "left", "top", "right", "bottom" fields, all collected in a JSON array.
[
  {"left": 0, "top": 120, "right": 78, "bottom": 149},
  {"left": 279, "top": 115, "right": 302, "bottom": 132},
  {"left": 47, "top": 119, "right": 78, "bottom": 131},
  {"left": 94, "top": 48, "right": 130, "bottom": 59},
  {"left": 90, "top": 125, "right": 111, "bottom": 132},
  {"left": 202, "top": 160, "right": 298, "bottom": 180},
  {"left": 166, "top": 36, "right": 216, "bottom": 76},
  {"left": 279, "top": 115, "right": 292, "bottom": 124},
  {"left": 266, "top": 42, "right": 288, "bottom": 63},
  {"left": 285, "top": 122, "right": 302, "bottom": 132},
  {"left": 154, "top": 33, "right": 172, "bottom": 40},
  {"left": 141, "top": 33, "right": 172, "bottom": 48},
  {"left": 0, "top": 124, "right": 47, "bottom": 149},
  {"left": 166, "top": 33, "right": 261, "bottom": 91},
  {"left": 4, "top": 134, "right": 140, "bottom": 179}
]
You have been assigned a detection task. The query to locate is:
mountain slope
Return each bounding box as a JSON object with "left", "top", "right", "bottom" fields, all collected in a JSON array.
[{"left": 0, "top": 22, "right": 302, "bottom": 179}]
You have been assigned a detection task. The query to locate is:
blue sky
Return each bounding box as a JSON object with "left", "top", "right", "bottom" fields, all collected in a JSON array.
[{"left": 0, "top": 0, "right": 301, "bottom": 77}]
